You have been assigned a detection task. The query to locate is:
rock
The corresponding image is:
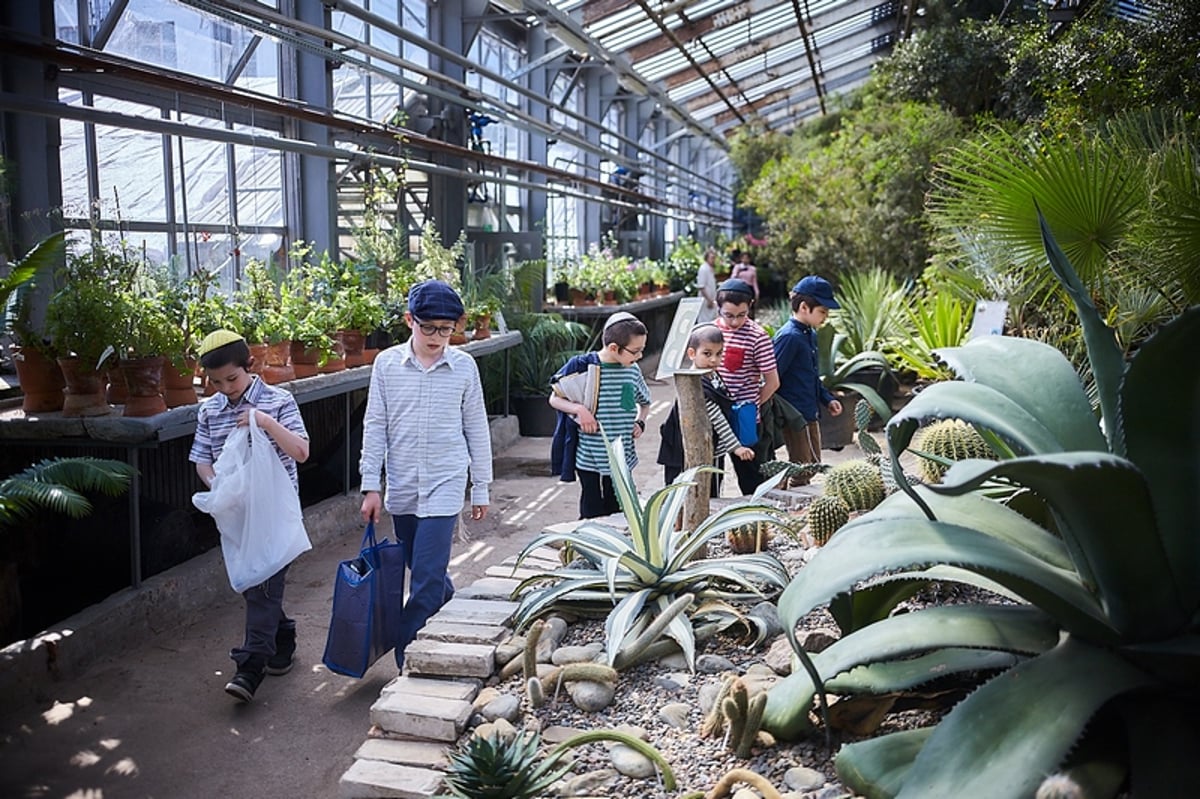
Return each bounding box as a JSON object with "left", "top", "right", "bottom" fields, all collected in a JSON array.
[
  {"left": 749, "top": 601, "right": 784, "bottom": 640},
  {"left": 473, "top": 686, "right": 501, "bottom": 709},
  {"left": 536, "top": 616, "right": 569, "bottom": 662},
  {"left": 481, "top": 693, "right": 522, "bottom": 723},
  {"left": 811, "top": 788, "right": 848, "bottom": 799},
  {"left": 565, "top": 679, "right": 615, "bottom": 711},
  {"left": 733, "top": 789, "right": 760, "bottom": 799},
  {"left": 784, "top": 766, "right": 826, "bottom": 792},
  {"left": 653, "top": 672, "right": 690, "bottom": 692},
  {"left": 656, "top": 650, "right": 689, "bottom": 670},
  {"left": 696, "top": 654, "right": 736, "bottom": 673},
  {"left": 800, "top": 629, "right": 838, "bottom": 654},
  {"left": 553, "top": 768, "right": 618, "bottom": 797},
  {"left": 541, "top": 725, "right": 588, "bottom": 744},
  {"left": 551, "top": 643, "right": 604, "bottom": 665},
  {"left": 741, "top": 663, "right": 778, "bottom": 696},
  {"left": 698, "top": 680, "right": 722, "bottom": 715},
  {"left": 763, "top": 637, "right": 795, "bottom": 675},
  {"left": 609, "top": 743, "right": 656, "bottom": 778},
  {"left": 659, "top": 702, "right": 691, "bottom": 729},
  {"left": 472, "top": 717, "right": 516, "bottom": 743},
  {"left": 494, "top": 636, "right": 525, "bottom": 667}
]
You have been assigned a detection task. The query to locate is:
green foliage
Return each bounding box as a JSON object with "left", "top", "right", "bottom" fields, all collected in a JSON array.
[
  {"left": 831, "top": 268, "right": 907, "bottom": 357},
  {"left": 413, "top": 220, "right": 466, "bottom": 291},
  {"left": 0, "top": 457, "right": 136, "bottom": 528},
  {"left": 888, "top": 291, "right": 974, "bottom": 380},
  {"left": 439, "top": 730, "right": 571, "bottom": 799},
  {"left": 762, "top": 226, "right": 1200, "bottom": 798},
  {"left": 512, "top": 436, "right": 790, "bottom": 671},
  {"left": 117, "top": 291, "right": 183, "bottom": 358},
  {"left": 45, "top": 280, "right": 123, "bottom": 369},
  {"left": 507, "top": 312, "right": 590, "bottom": 396},
  {"left": 816, "top": 324, "right": 893, "bottom": 424},
  {"left": 2, "top": 232, "right": 64, "bottom": 353}
]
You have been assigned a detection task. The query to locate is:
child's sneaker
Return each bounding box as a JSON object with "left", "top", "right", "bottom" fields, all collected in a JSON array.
[
  {"left": 225, "top": 657, "right": 266, "bottom": 702},
  {"left": 266, "top": 624, "right": 296, "bottom": 676}
]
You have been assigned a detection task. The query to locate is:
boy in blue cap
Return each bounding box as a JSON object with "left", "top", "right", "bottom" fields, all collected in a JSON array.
[
  {"left": 359, "top": 280, "right": 493, "bottom": 672},
  {"left": 772, "top": 275, "right": 844, "bottom": 485}
]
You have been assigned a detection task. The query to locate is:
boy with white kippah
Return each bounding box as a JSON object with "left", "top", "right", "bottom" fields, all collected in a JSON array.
[{"left": 190, "top": 329, "right": 311, "bottom": 703}]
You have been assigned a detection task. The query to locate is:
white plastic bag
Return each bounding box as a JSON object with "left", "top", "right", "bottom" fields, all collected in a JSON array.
[{"left": 193, "top": 412, "right": 312, "bottom": 593}]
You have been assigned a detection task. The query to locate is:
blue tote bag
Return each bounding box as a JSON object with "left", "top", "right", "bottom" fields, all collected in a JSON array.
[{"left": 322, "top": 522, "right": 406, "bottom": 678}]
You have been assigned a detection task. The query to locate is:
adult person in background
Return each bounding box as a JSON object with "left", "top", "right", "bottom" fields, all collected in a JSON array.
[
  {"left": 731, "top": 251, "right": 760, "bottom": 316},
  {"left": 696, "top": 247, "right": 719, "bottom": 324}
]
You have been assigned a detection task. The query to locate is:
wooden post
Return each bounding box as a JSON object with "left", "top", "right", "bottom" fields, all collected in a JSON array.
[{"left": 674, "top": 368, "right": 713, "bottom": 537}]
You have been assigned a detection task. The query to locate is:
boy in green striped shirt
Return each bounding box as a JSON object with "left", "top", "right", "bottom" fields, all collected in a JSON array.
[{"left": 549, "top": 311, "right": 651, "bottom": 518}]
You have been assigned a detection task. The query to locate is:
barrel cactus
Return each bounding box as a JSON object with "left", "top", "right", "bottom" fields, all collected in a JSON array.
[
  {"left": 807, "top": 495, "right": 850, "bottom": 545},
  {"left": 912, "top": 418, "right": 995, "bottom": 483},
  {"left": 822, "top": 459, "right": 886, "bottom": 511},
  {"left": 727, "top": 520, "right": 773, "bottom": 554}
]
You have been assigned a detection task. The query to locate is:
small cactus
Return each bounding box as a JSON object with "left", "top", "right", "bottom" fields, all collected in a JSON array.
[
  {"left": 807, "top": 495, "right": 850, "bottom": 544},
  {"left": 727, "top": 521, "right": 772, "bottom": 554},
  {"left": 912, "top": 418, "right": 995, "bottom": 483},
  {"left": 823, "top": 459, "right": 886, "bottom": 511}
]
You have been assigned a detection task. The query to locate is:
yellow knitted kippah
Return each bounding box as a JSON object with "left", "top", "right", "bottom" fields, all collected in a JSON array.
[{"left": 197, "top": 329, "right": 245, "bottom": 357}]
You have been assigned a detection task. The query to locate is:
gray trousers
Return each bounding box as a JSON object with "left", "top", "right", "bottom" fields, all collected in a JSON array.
[{"left": 231, "top": 565, "right": 292, "bottom": 668}]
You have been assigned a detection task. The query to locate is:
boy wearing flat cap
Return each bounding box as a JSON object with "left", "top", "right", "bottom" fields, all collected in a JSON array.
[
  {"left": 190, "top": 329, "right": 311, "bottom": 703},
  {"left": 714, "top": 278, "right": 779, "bottom": 494},
  {"left": 772, "top": 276, "right": 844, "bottom": 484},
  {"left": 549, "top": 310, "right": 651, "bottom": 518},
  {"left": 359, "top": 280, "right": 493, "bottom": 672}
]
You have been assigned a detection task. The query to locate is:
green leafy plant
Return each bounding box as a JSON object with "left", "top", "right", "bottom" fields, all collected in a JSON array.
[
  {"left": 438, "top": 728, "right": 676, "bottom": 798},
  {"left": 117, "top": 291, "right": 183, "bottom": 358},
  {"left": 2, "top": 232, "right": 65, "bottom": 355},
  {"left": 888, "top": 290, "right": 974, "bottom": 380},
  {"left": 817, "top": 323, "right": 893, "bottom": 422},
  {"left": 507, "top": 312, "right": 590, "bottom": 396},
  {"left": 512, "top": 435, "right": 790, "bottom": 671},
  {"left": 761, "top": 218, "right": 1200, "bottom": 798},
  {"left": 1, "top": 457, "right": 136, "bottom": 528}
]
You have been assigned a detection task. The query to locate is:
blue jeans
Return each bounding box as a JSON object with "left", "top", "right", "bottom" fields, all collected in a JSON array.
[
  {"left": 390, "top": 514, "right": 456, "bottom": 669},
  {"left": 232, "top": 565, "right": 291, "bottom": 669}
]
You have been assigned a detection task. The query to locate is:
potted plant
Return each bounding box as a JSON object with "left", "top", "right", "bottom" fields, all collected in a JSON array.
[
  {"left": 280, "top": 247, "right": 340, "bottom": 377},
  {"left": 45, "top": 280, "right": 123, "bottom": 417},
  {"left": 816, "top": 323, "right": 894, "bottom": 450},
  {"left": 460, "top": 262, "right": 509, "bottom": 341},
  {"left": 2, "top": 232, "right": 66, "bottom": 413},
  {"left": 508, "top": 312, "right": 591, "bottom": 436},
  {"left": 112, "top": 290, "right": 183, "bottom": 417},
  {"left": 330, "top": 261, "right": 385, "bottom": 366}
]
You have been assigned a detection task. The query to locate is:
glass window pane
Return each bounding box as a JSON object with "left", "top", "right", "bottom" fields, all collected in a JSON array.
[
  {"left": 233, "top": 144, "right": 284, "bottom": 227},
  {"left": 104, "top": 0, "right": 259, "bottom": 82}
]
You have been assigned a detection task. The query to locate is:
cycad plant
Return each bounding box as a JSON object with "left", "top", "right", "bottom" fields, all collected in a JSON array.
[
  {"left": 512, "top": 435, "right": 789, "bottom": 671},
  {"left": 761, "top": 216, "right": 1200, "bottom": 797},
  {"left": 1, "top": 457, "right": 136, "bottom": 528}
]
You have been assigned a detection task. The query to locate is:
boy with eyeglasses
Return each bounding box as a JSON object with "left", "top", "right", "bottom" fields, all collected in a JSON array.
[
  {"left": 359, "top": 280, "right": 493, "bottom": 673},
  {"left": 549, "top": 311, "right": 651, "bottom": 518},
  {"left": 190, "top": 329, "right": 311, "bottom": 702},
  {"left": 714, "top": 278, "right": 780, "bottom": 494}
]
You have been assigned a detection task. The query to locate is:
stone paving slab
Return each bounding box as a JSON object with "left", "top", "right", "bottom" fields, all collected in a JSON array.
[
  {"left": 380, "top": 675, "right": 480, "bottom": 701},
  {"left": 353, "top": 738, "right": 451, "bottom": 771},
  {"left": 453, "top": 576, "right": 522, "bottom": 601},
  {"left": 370, "top": 691, "right": 474, "bottom": 741},
  {"left": 417, "top": 620, "right": 510, "bottom": 646},
  {"left": 404, "top": 639, "right": 496, "bottom": 678},
  {"left": 437, "top": 597, "right": 519, "bottom": 626},
  {"left": 483, "top": 564, "right": 547, "bottom": 581},
  {"left": 338, "top": 759, "right": 444, "bottom": 799}
]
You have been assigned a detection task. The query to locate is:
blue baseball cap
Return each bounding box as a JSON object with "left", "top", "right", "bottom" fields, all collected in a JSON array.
[
  {"left": 408, "top": 280, "right": 465, "bottom": 321},
  {"left": 718, "top": 278, "right": 755, "bottom": 298},
  {"left": 791, "top": 276, "right": 840, "bottom": 309}
]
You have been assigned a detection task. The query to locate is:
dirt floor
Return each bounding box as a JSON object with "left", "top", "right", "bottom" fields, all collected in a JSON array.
[{"left": 0, "top": 379, "right": 688, "bottom": 799}]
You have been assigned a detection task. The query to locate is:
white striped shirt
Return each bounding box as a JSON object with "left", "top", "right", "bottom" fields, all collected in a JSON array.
[
  {"left": 359, "top": 342, "right": 493, "bottom": 516},
  {"left": 190, "top": 376, "right": 307, "bottom": 489}
]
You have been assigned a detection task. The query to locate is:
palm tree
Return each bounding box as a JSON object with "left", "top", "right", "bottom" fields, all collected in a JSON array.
[{"left": 0, "top": 457, "right": 136, "bottom": 529}]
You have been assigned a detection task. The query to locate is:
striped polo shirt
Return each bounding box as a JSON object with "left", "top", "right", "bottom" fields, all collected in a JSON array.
[
  {"left": 715, "top": 317, "right": 778, "bottom": 406},
  {"left": 575, "top": 362, "right": 651, "bottom": 475},
  {"left": 190, "top": 376, "right": 308, "bottom": 489}
]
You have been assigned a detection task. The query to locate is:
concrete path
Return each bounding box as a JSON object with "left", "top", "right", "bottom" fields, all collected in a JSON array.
[{"left": 0, "top": 379, "right": 686, "bottom": 799}]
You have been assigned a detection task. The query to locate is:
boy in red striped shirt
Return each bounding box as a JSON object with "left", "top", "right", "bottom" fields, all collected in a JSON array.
[{"left": 714, "top": 278, "right": 780, "bottom": 494}]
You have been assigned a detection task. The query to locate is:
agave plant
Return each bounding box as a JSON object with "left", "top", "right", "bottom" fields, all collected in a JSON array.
[
  {"left": 512, "top": 435, "right": 790, "bottom": 670},
  {"left": 761, "top": 216, "right": 1199, "bottom": 797}
]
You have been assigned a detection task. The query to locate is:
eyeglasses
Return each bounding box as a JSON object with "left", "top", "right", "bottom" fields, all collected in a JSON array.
[
  {"left": 415, "top": 319, "right": 457, "bottom": 338},
  {"left": 719, "top": 311, "right": 749, "bottom": 321},
  {"left": 619, "top": 345, "right": 645, "bottom": 357}
]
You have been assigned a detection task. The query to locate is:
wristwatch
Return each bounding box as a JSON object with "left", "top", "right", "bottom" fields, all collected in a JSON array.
[{"left": 634, "top": 419, "right": 646, "bottom": 431}]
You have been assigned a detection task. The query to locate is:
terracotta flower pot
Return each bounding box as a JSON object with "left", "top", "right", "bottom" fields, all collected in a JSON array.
[
  {"left": 290, "top": 341, "right": 323, "bottom": 378},
  {"left": 162, "top": 357, "right": 199, "bottom": 408},
  {"left": 248, "top": 343, "right": 269, "bottom": 376},
  {"left": 57, "top": 357, "right": 112, "bottom": 417},
  {"left": 569, "top": 289, "right": 596, "bottom": 307},
  {"left": 362, "top": 348, "right": 380, "bottom": 365},
  {"left": 105, "top": 366, "right": 128, "bottom": 405},
  {"left": 339, "top": 329, "right": 366, "bottom": 367},
  {"left": 119, "top": 356, "right": 167, "bottom": 417},
  {"left": 318, "top": 338, "right": 347, "bottom": 374},
  {"left": 12, "top": 345, "right": 65, "bottom": 413},
  {"left": 262, "top": 340, "right": 295, "bottom": 384},
  {"left": 472, "top": 314, "right": 492, "bottom": 341}
]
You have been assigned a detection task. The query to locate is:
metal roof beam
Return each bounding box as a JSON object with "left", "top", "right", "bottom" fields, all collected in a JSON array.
[
  {"left": 714, "top": 64, "right": 874, "bottom": 131},
  {"left": 583, "top": 0, "right": 641, "bottom": 26},
  {"left": 625, "top": 0, "right": 781, "bottom": 63},
  {"left": 705, "top": 55, "right": 873, "bottom": 125},
  {"left": 681, "top": 22, "right": 892, "bottom": 110},
  {"left": 660, "top": 0, "right": 892, "bottom": 89}
]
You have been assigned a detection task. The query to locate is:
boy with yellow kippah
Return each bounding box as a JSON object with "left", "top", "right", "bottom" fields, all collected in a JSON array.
[{"left": 190, "top": 329, "right": 311, "bottom": 702}]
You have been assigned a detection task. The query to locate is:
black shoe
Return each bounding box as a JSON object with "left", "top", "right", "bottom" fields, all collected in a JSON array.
[
  {"left": 225, "top": 664, "right": 265, "bottom": 703},
  {"left": 266, "top": 624, "right": 296, "bottom": 676}
]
